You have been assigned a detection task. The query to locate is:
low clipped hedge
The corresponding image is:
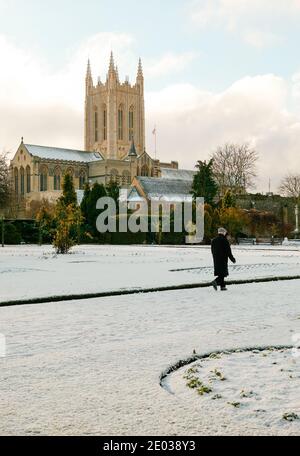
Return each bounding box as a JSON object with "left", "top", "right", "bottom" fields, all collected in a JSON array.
[{"left": 1, "top": 222, "right": 22, "bottom": 245}]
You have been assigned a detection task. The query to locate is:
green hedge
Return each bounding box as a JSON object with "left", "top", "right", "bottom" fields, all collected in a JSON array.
[
  {"left": 1, "top": 222, "right": 22, "bottom": 245},
  {"left": 0, "top": 220, "right": 46, "bottom": 245}
]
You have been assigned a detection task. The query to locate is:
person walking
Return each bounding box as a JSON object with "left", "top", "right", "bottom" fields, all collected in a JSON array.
[{"left": 211, "top": 227, "right": 236, "bottom": 291}]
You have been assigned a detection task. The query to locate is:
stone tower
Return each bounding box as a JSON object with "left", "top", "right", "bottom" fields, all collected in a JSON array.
[{"left": 84, "top": 53, "right": 145, "bottom": 160}]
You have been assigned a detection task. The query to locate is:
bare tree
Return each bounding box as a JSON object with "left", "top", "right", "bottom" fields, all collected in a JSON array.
[
  {"left": 279, "top": 174, "right": 300, "bottom": 202},
  {"left": 211, "top": 143, "right": 258, "bottom": 195},
  {"left": 0, "top": 151, "right": 10, "bottom": 210}
]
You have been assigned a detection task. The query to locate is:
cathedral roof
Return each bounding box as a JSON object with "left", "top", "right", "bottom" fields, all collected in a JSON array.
[
  {"left": 23, "top": 144, "right": 103, "bottom": 163},
  {"left": 160, "top": 168, "right": 195, "bottom": 181},
  {"left": 136, "top": 177, "right": 193, "bottom": 202}
]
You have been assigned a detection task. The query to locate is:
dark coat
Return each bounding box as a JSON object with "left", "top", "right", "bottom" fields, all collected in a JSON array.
[{"left": 211, "top": 234, "right": 236, "bottom": 277}]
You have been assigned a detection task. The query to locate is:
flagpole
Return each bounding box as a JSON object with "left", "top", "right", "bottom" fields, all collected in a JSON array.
[{"left": 155, "top": 127, "right": 157, "bottom": 160}]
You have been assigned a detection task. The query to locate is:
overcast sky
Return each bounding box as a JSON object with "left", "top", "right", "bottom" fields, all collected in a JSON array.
[{"left": 1, "top": 0, "right": 300, "bottom": 191}]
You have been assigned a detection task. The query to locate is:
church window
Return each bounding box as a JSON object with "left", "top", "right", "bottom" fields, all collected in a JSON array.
[
  {"left": 118, "top": 107, "right": 124, "bottom": 140},
  {"left": 141, "top": 165, "right": 149, "bottom": 177},
  {"left": 122, "top": 170, "right": 131, "bottom": 185},
  {"left": 110, "top": 169, "right": 119, "bottom": 184},
  {"left": 26, "top": 166, "right": 31, "bottom": 193},
  {"left": 40, "top": 166, "right": 48, "bottom": 192},
  {"left": 79, "top": 170, "right": 86, "bottom": 190},
  {"left": 54, "top": 168, "right": 61, "bottom": 191},
  {"left": 14, "top": 168, "right": 19, "bottom": 194},
  {"left": 20, "top": 167, "right": 25, "bottom": 195},
  {"left": 94, "top": 110, "right": 98, "bottom": 142},
  {"left": 129, "top": 107, "right": 134, "bottom": 141},
  {"left": 103, "top": 108, "right": 107, "bottom": 141},
  {"left": 66, "top": 168, "right": 74, "bottom": 177}
]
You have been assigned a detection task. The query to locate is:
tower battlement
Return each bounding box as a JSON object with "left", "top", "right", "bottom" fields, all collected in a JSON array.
[{"left": 84, "top": 53, "right": 145, "bottom": 160}]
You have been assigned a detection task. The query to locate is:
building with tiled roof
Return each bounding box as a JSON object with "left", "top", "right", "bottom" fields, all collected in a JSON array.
[{"left": 9, "top": 53, "right": 187, "bottom": 216}]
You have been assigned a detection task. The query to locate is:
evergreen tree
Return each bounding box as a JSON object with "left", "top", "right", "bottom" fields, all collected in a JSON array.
[
  {"left": 85, "top": 183, "right": 107, "bottom": 236},
  {"left": 222, "top": 189, "right": 236, "bottom": 209},
  {"left": 192, "top": 160, "right": 218, "bottom": 206},
  {"left": 106, "top": 182, "right": 120, "bottom": 207},
  {"left": 0, "top": 151, "right": 9, "bottom": 210},
  {"left": 52, "top": 174, "right": 81, "bottom": 253},
  {"left": 53, "top": 201, "right": 82, "bottom": 254},
  {"left": 36, "top": 199, "right": 56, "bottom": 244},
  {"left": 80, "top": 182, "right": 91, "bottom": 223},
  {"left": 59, "top": 174, "right": 77, "bottom": 207}
]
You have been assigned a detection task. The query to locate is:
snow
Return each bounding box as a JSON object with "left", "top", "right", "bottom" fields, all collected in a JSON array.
[
  {"left": 0, "top": 245, "right": 300, "bottom": 435},
  {"left": 0, "top": 244, "right": 300, "bottom": 303},
  {"left": 168, "top": 348, "right": 300, "bottom": 432}
]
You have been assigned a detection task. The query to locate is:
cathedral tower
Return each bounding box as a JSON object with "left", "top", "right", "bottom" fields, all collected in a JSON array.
[{"left": 84, "top": 53, "right": 145, "bottom": 160}]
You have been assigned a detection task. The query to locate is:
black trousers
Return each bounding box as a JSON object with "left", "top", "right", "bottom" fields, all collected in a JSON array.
[{"left": 216, "top": 276, "right": 225, "bottom": 288}]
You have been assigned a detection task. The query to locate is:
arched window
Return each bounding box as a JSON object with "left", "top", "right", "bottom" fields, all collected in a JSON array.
[
  {"left": 20, "top": 167, "right": 25, "bottom": 195},
  {"left": 129, "top": 106, "right": 134, "bottom": 141},
  {"left": 65, "top": 168, "right": 74, "bottom": 178},
  {"left": 141, "top": 165, "right": 149, "bottom": 177},
  {"left": 79, "top": 170, "right": 86, "bottom": 190},
  {"left": 103, "top": 106, "right": 107, "bottom": 141},
  {"left": 110, "top": 169, "right": 119, "bottom": 184},
  {"left": 122, "top": 170, "right": 131, "bottom": 185},
  {"left": 54, "top": 167, "right": 61, "bottom": 191},
  {"left": 14, "top": 168, "right": 19, "bottom": 194},
  {"left": 94, "top": 109, "right": 98, "bottom": 142},
  {"left": 118, "top": 106, "right": 124, "bottom": 140},
  {"left": 26, "top": 166, "right": 31, "bottom": 193},
  {"left": 40, "top": 166, "right": 48, "bottom": 192}
]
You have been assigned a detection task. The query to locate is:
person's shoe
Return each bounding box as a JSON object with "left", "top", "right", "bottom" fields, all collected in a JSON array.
[
  {"left": 221, "top": 287, "right": 228, "bottom": 291},
  {"left": 212, "top": 280, "right": 218, "bottom": 291}
]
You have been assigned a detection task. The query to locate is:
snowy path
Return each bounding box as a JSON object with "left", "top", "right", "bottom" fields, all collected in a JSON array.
[
  {"left": 0, "top": 245, "right": 300, "bottom": 303},
  {"left": 1, "top": 279, "right": 300, "bottom": 435}
]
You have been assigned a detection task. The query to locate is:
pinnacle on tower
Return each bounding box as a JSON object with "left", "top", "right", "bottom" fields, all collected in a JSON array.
[
  {"left": 86, "top": 59, "right": 93, "bottom": 90},
  {"left": 86, "top": 59, "right": 92, "bottom": 78},
  {"left": 137, "top": 57, "right": 143, "bottom": 78},
  {"left": 109, "top": 51, "right": 115, "bottom": 73},
  {"left": 115, "top": 65, "right": 120, "bottom": 82}
]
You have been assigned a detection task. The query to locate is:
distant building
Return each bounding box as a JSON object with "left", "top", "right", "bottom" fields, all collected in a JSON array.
[
  {"left": 9, "top": 53, "right": 179, "bottom": 216},
  {"left": 129, "top": 170, "right": 195, "bottom": 203}
]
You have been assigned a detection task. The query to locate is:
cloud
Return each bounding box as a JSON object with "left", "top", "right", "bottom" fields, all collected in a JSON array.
[
  {"left": 146, "top": 74, "right": 300, "bottom": 191},
  {"left": 1, "top": 33, "right": 300, "bottom": 192},
  {"left": 188, "top": 0, "right": 300, "bottom": 47},
  {"left": 144, "top": 52, "right": 199, "bottom": 78},
  {"left": 243, "top": 30, "right": 284, "bottom": 49},
  {"left": 0, "top": 32, "right": 139, "bottom": 152}
]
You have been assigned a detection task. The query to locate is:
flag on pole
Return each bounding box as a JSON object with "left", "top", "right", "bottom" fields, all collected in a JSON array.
[{"left": 152, "top": 126, "right": 157, "bottom": 159}]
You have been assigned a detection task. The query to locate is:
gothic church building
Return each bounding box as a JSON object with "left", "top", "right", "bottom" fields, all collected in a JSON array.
[{"left": 10, "top": 53, "right": 178, "bottom": 213}]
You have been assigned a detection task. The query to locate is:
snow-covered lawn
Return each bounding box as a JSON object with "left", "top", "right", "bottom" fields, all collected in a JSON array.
[
  {"left": 0, "top": 251, "right": 300, "bottom": 435},
  {"left": 168, "top": 348, "right": 300, "bottom": 433},
  {"left": 0, "top": 244, "right": 300, "bottom": 302}
]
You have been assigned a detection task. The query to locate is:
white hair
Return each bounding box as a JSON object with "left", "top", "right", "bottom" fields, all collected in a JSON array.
[{"left": 218, "top": 227, "right": 227, "bottom": 236}]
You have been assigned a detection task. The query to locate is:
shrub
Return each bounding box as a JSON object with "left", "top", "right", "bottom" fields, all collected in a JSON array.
[
  {"left": 53, "top": 202, "right": 82, "bottom": 254},
  {"left": 1, "top": 222, "right": 21, "bottom": 245}
]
